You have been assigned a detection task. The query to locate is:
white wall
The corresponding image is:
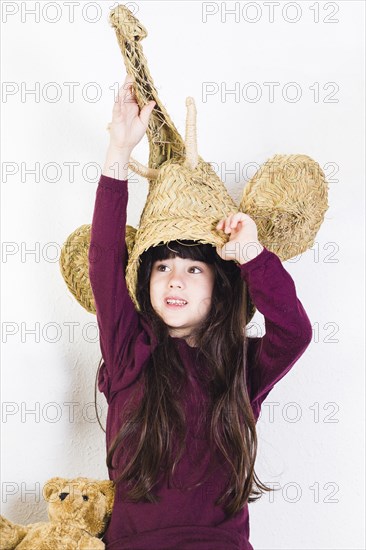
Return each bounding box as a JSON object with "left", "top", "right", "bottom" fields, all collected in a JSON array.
[{"left": 1, "top": 1, "right": 365, "bottom": 548}]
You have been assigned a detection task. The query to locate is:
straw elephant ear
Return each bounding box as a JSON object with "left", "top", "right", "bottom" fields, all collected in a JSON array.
[
  {"left": 59, "top": 224, "right": 137, "bottom": 314},
  {"left": 239, "top": 154, "right": 329, "bottom": 261}
]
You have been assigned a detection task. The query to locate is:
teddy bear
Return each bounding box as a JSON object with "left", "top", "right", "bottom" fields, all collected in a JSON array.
[{"left": 0, "top": 476, "right": 115, "bottom": 550}]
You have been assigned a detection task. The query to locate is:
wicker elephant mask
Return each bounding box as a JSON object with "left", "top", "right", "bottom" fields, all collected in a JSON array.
[{"left": 59, "top": 4, "right": 329, "bottom": 324}]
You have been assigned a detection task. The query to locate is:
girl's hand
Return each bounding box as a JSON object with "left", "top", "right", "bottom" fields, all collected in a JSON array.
[
  {"left": 215, "top": 212, "right": 264, "bottom": 264},
  {"left": 108, "top": 74, "right": 156, "bottom": 152}
]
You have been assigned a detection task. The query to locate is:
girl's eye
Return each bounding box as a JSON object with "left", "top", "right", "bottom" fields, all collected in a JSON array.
[{"left": 156, "top": 264, "right": 202, "bottom": 273}]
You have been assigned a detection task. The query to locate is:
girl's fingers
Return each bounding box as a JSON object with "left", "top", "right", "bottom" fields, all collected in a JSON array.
[
  {"left": 122, "top": 75, "right": 136, "bottom": 102},
  {"left": 216, "top": 216, "right": 233, "bottom": 230},
  {"left": 223, "top": 216, "right": 232, "bottom": 232},
  {"left": 229, "top": 212, "right": 247, "bottom": 228},
  {"left": 123, "top": 84, "right": 136, "bottom": 104},
  {"left": 216, "top": 212, "right": 249, "bottom": 231},
  {"left": 112, "top": 84, "right": 126, "bottom": 114},
  {"left": 226, "top": 213, "right": 242, "bottom": 232},
  {"left": 216, "top": 218, "right": 227, "bottom": 230},
  {"left": 114, "top": 76, "right": 136, "bottom": 109},
  {"left": 139, "top": 100, "right": 156, "bottom": 128},
  {"left": 216, "top": 214, "right": 234, "bottom": 233}
]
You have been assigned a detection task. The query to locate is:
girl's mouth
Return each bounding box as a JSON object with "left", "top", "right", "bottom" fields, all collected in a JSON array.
[{"left": 165, "top": 299, "right": 188, "bottom": 308}]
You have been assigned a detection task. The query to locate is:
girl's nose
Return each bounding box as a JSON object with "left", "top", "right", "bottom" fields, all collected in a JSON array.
[
  {"left": 168, "top": 273, "right": 184, "bottom": 288},
  {"left": 169, "top": 279, "right": 183, "bottom": 288}
]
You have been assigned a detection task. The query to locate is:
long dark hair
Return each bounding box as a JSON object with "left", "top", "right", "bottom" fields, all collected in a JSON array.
[{"left": 94, "top": 240, "right": 273, "bottom": 517}]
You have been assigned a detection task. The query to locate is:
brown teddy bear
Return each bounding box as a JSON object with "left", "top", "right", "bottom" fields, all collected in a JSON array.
[{"left": 0, "top": 477, "right": 115, "bottom": 550}]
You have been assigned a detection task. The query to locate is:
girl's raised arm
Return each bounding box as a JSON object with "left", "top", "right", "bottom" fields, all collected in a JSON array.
[
  {"left": 241, "top": 248, "right": 313, "bottom": 409},
  {"left": 216, "top": 213, "right": 312, "bottom": 409},
  {"left": 88, "top": 75, "right": 155, "bottom": 389}
]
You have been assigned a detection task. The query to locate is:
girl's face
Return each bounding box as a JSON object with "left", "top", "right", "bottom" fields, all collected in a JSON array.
[{"left": 149, "top": 256, "right": 215, "bottom": 344}]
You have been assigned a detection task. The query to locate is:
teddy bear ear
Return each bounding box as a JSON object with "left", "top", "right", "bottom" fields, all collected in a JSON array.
[
  {"left": 98, "top": 480, "right": 115, "bottom": 513},
  {"left": 43, "top": 477, "right": 68, "bottom": 501}
]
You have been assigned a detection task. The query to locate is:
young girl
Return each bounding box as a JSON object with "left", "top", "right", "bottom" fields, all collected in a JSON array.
[{"left": 88, "top": 76, "right": 313, "bottom": 550}]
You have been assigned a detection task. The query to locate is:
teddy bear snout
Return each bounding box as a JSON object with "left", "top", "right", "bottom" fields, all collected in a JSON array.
[{"left": 59, "top": 492, "right": 69, "bottom": 501}]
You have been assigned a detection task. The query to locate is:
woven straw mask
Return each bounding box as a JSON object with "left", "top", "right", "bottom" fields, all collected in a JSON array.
[{"left": 59, "top": 5, "right": 329, "bottom": 325}]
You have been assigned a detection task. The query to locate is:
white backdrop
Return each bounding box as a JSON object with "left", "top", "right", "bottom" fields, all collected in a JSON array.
[{"left": 1, "top": 1, "right": 365, "bottom": 548}]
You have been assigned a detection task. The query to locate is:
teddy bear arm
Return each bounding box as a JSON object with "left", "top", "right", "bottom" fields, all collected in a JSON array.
[
  {"left": 8, "top": 523, "right": 51, "bottom": 550},
  {"left": 0, "top": 515, "right": 30, "bottom": 550},
  {"left": 78, "top": 534, "right": 105, "bottom": 550}
]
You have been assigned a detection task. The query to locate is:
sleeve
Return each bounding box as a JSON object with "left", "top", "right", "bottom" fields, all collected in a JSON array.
[
  {"left": 239, "top": 246, "right": 313, "bottom": 407},
  {"left": 88, "top": 174, "right": 140, "bottom": 401}
]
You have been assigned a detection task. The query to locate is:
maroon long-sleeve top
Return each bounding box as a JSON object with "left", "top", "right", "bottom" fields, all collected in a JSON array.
[{"left": 88, "top": 174, "right": 313, "bottom": 550}]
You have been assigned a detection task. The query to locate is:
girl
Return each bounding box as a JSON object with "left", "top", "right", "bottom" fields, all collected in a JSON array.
[{"left": 88, "top": 75, "right": 313, "bottom": 549}]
